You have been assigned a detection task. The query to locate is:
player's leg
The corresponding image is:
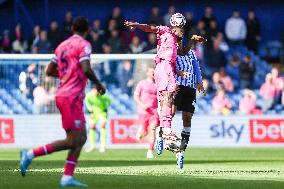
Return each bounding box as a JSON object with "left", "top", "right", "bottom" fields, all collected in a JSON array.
[
  {"left": 155, "top": 92, "right": 164, "bottom": 155},
  {"left": 85, "top": 119, "right": 96, "bottom": 152},
  {"left": 60, "top": 127, "right": 87, "bottom": 187},
  {"left": 146, "top": 124, "right": 155, "bottom": 159},
  {"left": 20, "top": 129, "right": 82, "bottom": 177},
  {"left": 99, "top": 116, "right": 107, "bottom": 153},
  {"left": 176, "top": 86, "right": 196, "bottom": 169},
  {"left": 60, "top": 98, "right": 88, "bottom": 187},
  {"left": 176, "top": 111, "right": 192, "bottom": 169},
  {"left": 180, "top": 112, "right": 193, "bottom": 151}
]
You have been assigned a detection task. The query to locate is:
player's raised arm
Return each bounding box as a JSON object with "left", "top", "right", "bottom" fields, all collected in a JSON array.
[
  {"left": 124, "top": 20, "right": 158, "bottom": 33},
  {"left": 46, "top": 56, "right": 59, "bottom": 77},
  {"left": 80, "top": 60, "right": 105, "bottom": 95}
]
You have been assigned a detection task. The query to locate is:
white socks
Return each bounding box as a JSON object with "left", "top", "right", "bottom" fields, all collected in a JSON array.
[
  {"left": 183, "top": 127, "right": 191, "bottom": 133},
  {"left": 163, "top": 127, "right": 171, "bottom": 134}
]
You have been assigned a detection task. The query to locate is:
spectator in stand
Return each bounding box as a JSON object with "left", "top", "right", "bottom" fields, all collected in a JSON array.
[
  {"left": 48, "top": 21, "right": 62, "bottom": 52},
  {"left": 92, "top": 19, "right": 105, "bottom": 36},
  {"left": 107, "top": 7, "right": 124, "bottom": 34},
  {"left": 212, "top": 89, "right": 231, "bottom": 115},
  {"left": 206, "top": 20, "right": 219, "bottom": 48},
  {"left": 205, "top": 39, "right": 227, "bottom": 74},
  {"left": 239, "top": 54, "right": 255, "bottom": 89},
  {"left": 219, "top": 68, "right": 234, "bottom": 92},
  {"left": 239, "top": 89, "right": 260, "bottom": 114},
  {"left": 144, "top": 33, "right": 157, "bottom": 52},
  {"left": 215, "top": 32, "right": 229, "bottom": 52},
  {"left": 245, "top": 10, "right": 261, "bottom": 53},
  {"left": 90, "top": 32, "right": 103, "bottom": 53},
  {"left": 12, "top": 24, "right": 26, "bottom": 53},
  {"left": 99, "top": 44, "right": 112, "bottom": 83},
  {"left": 128, "top": 35, "right": 146, "bottom": 54},
  {"left": 184, "top": 11, "right": 196, "bottom": 40},
  {"left": 33, "top": 83, "right": 49, "bottom": 114},
  {"left": 210, "top": 72, "right": 224, "bottom": 93},
  {"left": 189, "top": 20, "right": 206, "bottom": 39},
  {"left": 148, "top": 6, "right": 164, "bottom": 26},
  {"left": 1, "top": 30, "right": 12, "bottom": 53},
  {"left": 28, "top": 25, "right": 40, "bottom": 51},
  {"left": 201, "top": 6, "right": 217, "bottom": 30},
  {"left": 107, "top": 29, "right": 123, "bottom": 53},
  {"left": 19, "top": 63, "right": 38, "bottom": 100},
  {"left": 226, "top": 54, "right": 240, "bottom": 82},
  {"left": 116, "top": 60, "right": 134, "bottom": 95},
  {"left": 271, "top": 67, "right": 284, "bottom": 104},
  {"left": 105, "top": 19, "right": 118, "bottom": 39},
  {"left": 260, "top": 73, "right": 276, "bottom": 112},
  {"left": 163, "top": 5, "right": 176, "bottom": 26},
  {"left": 225, "top": 11, "right": 247, "bottom": 45},
  {"left": 62, "top": 11, "right": 73, "bottom": 39},
  {"left": 35, "top": 30, "right": 51, "bottom": 54}
]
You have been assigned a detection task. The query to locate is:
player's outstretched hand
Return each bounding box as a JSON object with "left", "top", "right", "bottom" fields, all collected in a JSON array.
[
  {"left": 97, "top": 84, "right": 106, "bottom": 95},
  {"left": 191, "top": 35, "right": 207, "bottom": 43},
  {"left": 124, "top": 20, "right": 139, "bottom": 29},
  {"left": 197, "top": 82, "right": 206, "bottom": 96}
]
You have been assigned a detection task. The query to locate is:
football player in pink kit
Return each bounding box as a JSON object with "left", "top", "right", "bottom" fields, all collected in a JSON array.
[
  {"left": 125, "top": 13, "right": 204, "bottom": 155},
  {"left": 20, "top": 17, "right": 105, "bottom": 187},
  {"left": 134, "top": 66, "right": 159, "bottom": 159}
]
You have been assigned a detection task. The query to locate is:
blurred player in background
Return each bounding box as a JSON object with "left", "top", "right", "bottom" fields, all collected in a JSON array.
[
  {"left": 125, "top": 14, "right": 204, "bottom": 155},
  {"left": 174, "top": 36, "right": 205, "bottom": 169},
  {"left": 20, "top": 16, "right": 105, "bottom": 187},
  {"left": 134, "top": 66, "right": 159, "bottom": 159},
  {"left": 85, "top": 85, "right": 111, "bottom": 153}
]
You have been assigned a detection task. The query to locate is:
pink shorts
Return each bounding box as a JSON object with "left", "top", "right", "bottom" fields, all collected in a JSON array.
[
  {"left": 154, "top": 60, "right": 176, "bottom": 93},
  {"left": 139, "top": 112, "right": 159, "bottom": 132},
  {"left": 56, "top": 96, "right": 85, "bottom": 131}
]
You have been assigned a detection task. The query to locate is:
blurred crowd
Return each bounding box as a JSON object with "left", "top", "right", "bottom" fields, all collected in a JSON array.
[
  {"left": 1, "top": 5, "right": 283, "bottom": 115},
  {"left": 0, "top": 6, "right": 263, "bottom": 55}
]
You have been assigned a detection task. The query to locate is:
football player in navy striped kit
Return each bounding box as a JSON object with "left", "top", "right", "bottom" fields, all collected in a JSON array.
[{"left": 174, "top": 36, "right": 206, "bottom": 169}]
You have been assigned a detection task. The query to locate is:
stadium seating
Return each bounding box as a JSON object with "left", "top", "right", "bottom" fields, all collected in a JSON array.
[{"left": 0, "top": 44, "right": 275, "bottom": 115}]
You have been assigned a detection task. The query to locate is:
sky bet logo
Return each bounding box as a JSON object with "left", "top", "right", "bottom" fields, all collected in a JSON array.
[
  {"left": 210, "top": 120, "right": 244, "bottom": 142},
  {"left": 250, "top": 119, "right": 284, "bottom": 143}
]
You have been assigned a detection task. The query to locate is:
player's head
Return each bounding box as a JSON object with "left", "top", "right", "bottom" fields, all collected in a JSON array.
[
  {"left": 72, "top": 16, "right": 90, "bottom": 38},
  {"left": 92, "top": 85, "right": 99, "bottom": 96},
  {"left": 146, "top": 65, "right": 155, "bottom": 80},
  {"left": 170, "top": 13, "right": 186, "bottom": 38}
]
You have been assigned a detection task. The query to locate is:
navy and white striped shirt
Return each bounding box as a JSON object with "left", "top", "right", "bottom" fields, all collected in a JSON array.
[{"left": 176, "top": 50, "right": 202, "bottom": 89}]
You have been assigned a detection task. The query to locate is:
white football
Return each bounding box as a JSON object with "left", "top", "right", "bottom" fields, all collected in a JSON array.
[{"left": 170, "top": 13, "right": 186, "bottom": 28}]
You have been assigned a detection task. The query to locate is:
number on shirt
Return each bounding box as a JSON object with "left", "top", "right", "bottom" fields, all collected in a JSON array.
[{"left": 60, "top": 50, "right": 68, "bottom": 73}]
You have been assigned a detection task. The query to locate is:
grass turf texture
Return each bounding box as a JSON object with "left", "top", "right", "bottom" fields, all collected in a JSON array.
[{"left": 0, "top": 148, "right": 284, "bottom": 189}]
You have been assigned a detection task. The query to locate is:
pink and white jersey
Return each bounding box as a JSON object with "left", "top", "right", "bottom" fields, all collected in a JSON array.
[
  {"left": 52, "top": 34, "right": 92, "bottom": 100},
  {"left": 156, "top": 26, "right": 177, "bottom": 62},
  {"left": 134, "top": 79, "right": 158, "bottom": 115}
]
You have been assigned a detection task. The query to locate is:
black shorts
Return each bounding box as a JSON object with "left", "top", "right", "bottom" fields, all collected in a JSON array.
[{"left": 174, "top": 85, "right": 196, "bottom": 113}]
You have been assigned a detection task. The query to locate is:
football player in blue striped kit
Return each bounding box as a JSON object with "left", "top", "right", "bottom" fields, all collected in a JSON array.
[{"left": 174, "top": 36, "right": 206, "bottom": 169}]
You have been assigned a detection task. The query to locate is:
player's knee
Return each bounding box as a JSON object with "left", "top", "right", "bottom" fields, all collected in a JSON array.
[
  {"left": 79, "top": 133, "right": 87, "bottom": 146},
  {"left": 66, "top": 138, "right": 77, "bottom": 149}
]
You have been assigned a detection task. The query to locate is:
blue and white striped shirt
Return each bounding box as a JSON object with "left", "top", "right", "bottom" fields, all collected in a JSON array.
[{"left": 175, "top": 50, "right": 202, "bottom": 89}]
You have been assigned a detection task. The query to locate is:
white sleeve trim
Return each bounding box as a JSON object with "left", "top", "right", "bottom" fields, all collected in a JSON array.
[{"left": 79, "top": 56, "right": 91, "bottom": 62}]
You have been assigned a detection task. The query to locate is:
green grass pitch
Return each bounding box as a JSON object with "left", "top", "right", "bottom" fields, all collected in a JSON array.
[{"left": 0, "top": 148, "right": 284, "bottom": 189}]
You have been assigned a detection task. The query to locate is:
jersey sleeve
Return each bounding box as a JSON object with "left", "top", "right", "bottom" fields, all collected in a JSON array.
[
  {"left": 79, "top": 42, "right": 92, "bottom": 63},
  {"left": 51, "top": 49, "right": 58, "bottom": 64},
  {"left": 85, "top": 93, "right": 93, "bottom": 112},
  {"left": 191, "top": 50, "right": 203, "bottom": 83},
  {"left": 134, "top": 82, "right": 142, "bottom": 97},
  {"left": 156, "top": 26, "right": 168, "bottom": 35}
]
